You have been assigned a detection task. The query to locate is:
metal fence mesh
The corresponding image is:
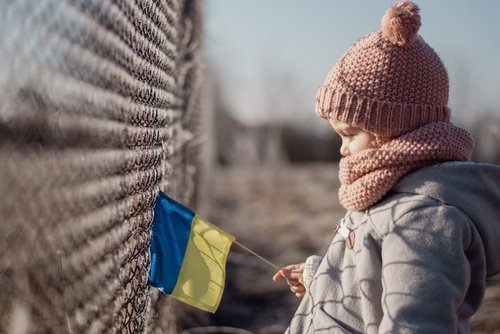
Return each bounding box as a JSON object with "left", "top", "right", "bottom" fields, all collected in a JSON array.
[{"left": 0, "top": 0, "right": 204, "bottom": 332}]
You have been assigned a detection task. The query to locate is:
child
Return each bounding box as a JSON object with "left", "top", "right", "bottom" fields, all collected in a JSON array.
[{"left": 272, "top": 1, "right": 500, "bottom": 333}]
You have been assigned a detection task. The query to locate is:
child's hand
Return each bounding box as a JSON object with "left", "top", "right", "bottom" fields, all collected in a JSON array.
[{"left": 272, "top": 263, "right": 306, "bottom": 298}]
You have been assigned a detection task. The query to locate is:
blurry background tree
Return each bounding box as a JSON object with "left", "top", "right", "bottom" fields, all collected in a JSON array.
[{"left": 471, "top": 114, "right": 500, "bottom": 164}]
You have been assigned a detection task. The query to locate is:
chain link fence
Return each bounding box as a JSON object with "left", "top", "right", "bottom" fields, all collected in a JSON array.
[{"left": 0, "top": 0, "right": 204, "bottom": 332}]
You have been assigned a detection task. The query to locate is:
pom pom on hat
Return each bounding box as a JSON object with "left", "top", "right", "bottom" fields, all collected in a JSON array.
[{"left": 381, "top": 0, "right": 421, "bottom": 46}]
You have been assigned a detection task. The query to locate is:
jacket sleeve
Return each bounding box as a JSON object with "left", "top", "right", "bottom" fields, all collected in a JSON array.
[
  {"left": 302, "top": 255, "right": 323, "bottom": 288},
  {"left": 378, "top": 204, "right": 474, "bottom": 334}
]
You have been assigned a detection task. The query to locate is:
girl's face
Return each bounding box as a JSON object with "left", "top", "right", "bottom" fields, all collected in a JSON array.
[{"left": 329, "top": 119, "right": 377, "bottom": 157}]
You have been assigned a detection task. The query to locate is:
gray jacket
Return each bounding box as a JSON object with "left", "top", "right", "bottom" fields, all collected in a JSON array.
[{"left": 287, "top": 162, "right": 500, "bottom": 334}]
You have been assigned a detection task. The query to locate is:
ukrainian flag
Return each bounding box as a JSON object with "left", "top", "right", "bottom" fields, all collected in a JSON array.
[{"left": 148, "top": 191, "right": 235, "bottom": 313}]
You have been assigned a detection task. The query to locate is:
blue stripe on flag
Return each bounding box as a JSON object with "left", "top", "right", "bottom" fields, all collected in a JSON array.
[{"left": 149, "top": 191, "right": 195, "bottom": 294}]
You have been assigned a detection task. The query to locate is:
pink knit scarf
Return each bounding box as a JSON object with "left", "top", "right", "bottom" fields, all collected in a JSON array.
[{"left": 338, "top": 122, "right": 474, "bottom": 211}]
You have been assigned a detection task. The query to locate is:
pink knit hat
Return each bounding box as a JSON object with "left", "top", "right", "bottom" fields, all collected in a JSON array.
[{"left": 315, "top": 0, "right": 450, "bottom": 137}]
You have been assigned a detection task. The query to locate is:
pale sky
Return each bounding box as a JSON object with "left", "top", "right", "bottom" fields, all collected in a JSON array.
[{"left": 205, "top": 0, "right": 500, "bottom": 128}]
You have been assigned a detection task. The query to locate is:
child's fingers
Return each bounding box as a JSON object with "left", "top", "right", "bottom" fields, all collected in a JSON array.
[
  {"left": 290, "top": 284, "right": 305, "bottom": 293},
  {"left": 272, "top": 271, "right": 284, "bottom": 282},
  {"left": 273, "top": 266, "right": 306, "bottom": 298},
  {"left": 294, "top": 291, "right": 306, "bottom": 298},
  {"left": 283, "top": 272, "right": 304, "bottom": 287},
  {"left": 285, "top": 277, "right": 301, "bottom": 287},
  {"left": 273, "top": 269, "right": 299, "bottom": 286},
  {"left": 272, "top": 264, "right": 305, "bottom": 285},
  {"left": 280, "top": 267, "right": 302, "bottom": 279},
  {"left": 290, "top": 284, "right": 306, "bottom": 298}
]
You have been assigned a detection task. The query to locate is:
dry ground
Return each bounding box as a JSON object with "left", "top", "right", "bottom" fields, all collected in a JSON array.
[{"left": 205, "top": 163, "right": 500, "bottom": 333}]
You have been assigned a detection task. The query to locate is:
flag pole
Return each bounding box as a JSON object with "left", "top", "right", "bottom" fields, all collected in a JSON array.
[{"left": 233, "top": 239, "right": 280, "bottom": 271}]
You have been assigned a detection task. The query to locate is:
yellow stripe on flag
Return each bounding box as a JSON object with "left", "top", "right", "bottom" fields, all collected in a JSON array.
[{"left": 171, "top": 215, "right": 235, "bottom": 313}]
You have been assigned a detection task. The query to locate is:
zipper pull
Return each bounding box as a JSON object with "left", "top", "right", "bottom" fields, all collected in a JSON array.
[{"left": 334, "top": 217, "right": 355, "bottom": 250}]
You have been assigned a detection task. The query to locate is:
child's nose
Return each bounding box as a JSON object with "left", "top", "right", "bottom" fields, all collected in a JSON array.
[{"left": 340, "top": 141, "right": 349, "bottom": 157}]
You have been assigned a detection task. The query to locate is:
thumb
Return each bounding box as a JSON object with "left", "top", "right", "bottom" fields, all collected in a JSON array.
[
  {"left": 272, "top": 270, "right": 284, "bottom": 282},
  {"left": 272, "top": 268, "right": 290, "bottom": 282}
]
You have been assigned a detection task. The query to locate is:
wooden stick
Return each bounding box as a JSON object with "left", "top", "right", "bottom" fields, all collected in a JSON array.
[{"left": 233, "top": 240, "right": 280, "bottom": 271}]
